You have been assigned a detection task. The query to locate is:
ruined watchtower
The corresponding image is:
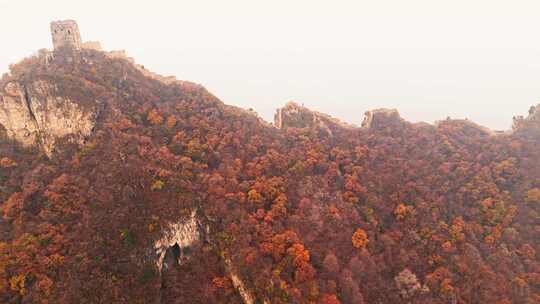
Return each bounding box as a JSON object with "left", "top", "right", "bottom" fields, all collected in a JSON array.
[{"left": 50, "top": 20, "right": 82, "bottom": 50}]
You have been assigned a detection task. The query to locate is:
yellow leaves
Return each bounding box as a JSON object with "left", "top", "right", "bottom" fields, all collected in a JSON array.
[
  {"left": 185, "top": 139, "right": 208, "bottom": 160},
  {"left": 525, "top": 188, "right": 540, "bottom": 204},
  {"left": 493, "top": 158, "right": 517, "bottom": 177},
  {"left": 352, "top": 228, "right": 369, "bottom": 249},
  {"left": 79, "top": 140, "right": 97, "bottom": 157},
  {"left": 151, "top": 180, "right": 165, "bottom": 191},
  {"left": 9, "top": 273, "right": 26, "bottom": 295},
  {"left": 120, "top": 229, "right": 135, "bottom": 247}
]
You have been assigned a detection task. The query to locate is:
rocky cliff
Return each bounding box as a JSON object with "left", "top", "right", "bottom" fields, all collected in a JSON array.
[{"left": 0, "top": 79, "right": 101, "bottom": 156}]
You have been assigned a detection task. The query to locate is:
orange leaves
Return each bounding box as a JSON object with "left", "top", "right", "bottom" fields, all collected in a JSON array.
[
  {"left": 319, "top": 294, "right": 341, "bottom": 304},
  {"left": 525, "top": 188, "right": 540, "bottom": 204},
  {"left": 254, "top": 177, "right": 285, "bottom": 201},
  {"left": 426, "top": 267, "right": 453, "bottom": 295},
  {"left": 287, "top": 243, "right": 315, "bottom": 283},
  {"left": 1, "top": 192, "right": 24, "bottom": 220},
  {"left": 0, "top": 157, "right": 17, "bottom": 168},
  {"left": 259, "top": 231, "right": 315, "bottom": 283},
  {"left": 0, "top": 242, "right": 9, "bottom": 294},
  {"left": 519, "top": 244, "right": 536, "bottom": 259},
  {"left": 354, "top": 145, "right": 368, "bottom": 160},
  {"left": 166, "top": 115, "right": 177, "bottom": 129},
  {"left": 287, "top": 243, "right": 310, "bottom": 268},
  {"left": 265, "top": 194, "right": 288, "bottom": 222},
  {"left": 260, "top": 230, "right": 299, "bottom": 261},
  {"left": 441, "top": 241, "right": 453, "bottom": 253},
  {"left": 449, "top": 217, "right": 465, "bottom": 242},
  {"left": 212, "top": 277, "right": 234, "bottom": 295},
  {"left": 147, "top": 108, "right": 164, "bottom": 125},
  {"left": 484, "top": 235, "right": 495, "bottom": 245},
  {"left": 440, "top": 278, "right": 454, "bottom": 295},
  {"left": 344, "top": 175, "right": 367, "bottom": 194},
  {"left": 116, "top": 117, "right": 136, "bottom": 130},
  {"left": 247, "top": 189, "right": 263, "bottom": 206},
  {"left": 394, "top": 203, "right": 414, "bottom": 220},
  {"left": 352, "top": 228, "right": 369, "bottom": 249}
]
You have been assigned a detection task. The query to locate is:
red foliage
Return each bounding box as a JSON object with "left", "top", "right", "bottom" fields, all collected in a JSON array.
[{"left": 0, "top": 48, "right": 538, "bottom": 304}]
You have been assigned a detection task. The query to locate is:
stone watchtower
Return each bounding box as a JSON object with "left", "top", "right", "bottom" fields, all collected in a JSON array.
[{"left": 50, "top": 20, "right": 82, "bottom": 50}]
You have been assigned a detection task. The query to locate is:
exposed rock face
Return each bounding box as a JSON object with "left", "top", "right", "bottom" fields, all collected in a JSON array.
[
  {"left": 154, "top": 211, "right": 201, "bottom": 272},
  {"left": 361, "top": 108, "right": 404, "bottom": 130},
  {"left": 0, "top": 80, "right": 100, "bottom": 156},
  {"left": 274, "top": 102, "right": 355, "bottom": 134},
  {"left": 225, "top": 259, "right": 257, "bottom": 304},
  {"left": 153, "top": 212, "right": 268, "bottom": 304}
]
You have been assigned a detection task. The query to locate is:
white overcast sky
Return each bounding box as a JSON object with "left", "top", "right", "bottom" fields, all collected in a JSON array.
[{"left": 1, "top": 0, "right": 540, "bottom": 130}]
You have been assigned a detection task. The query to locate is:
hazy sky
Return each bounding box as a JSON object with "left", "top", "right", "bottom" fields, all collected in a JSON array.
[{"left": 2, "top": 0, "right": 540, "bottom": 130}]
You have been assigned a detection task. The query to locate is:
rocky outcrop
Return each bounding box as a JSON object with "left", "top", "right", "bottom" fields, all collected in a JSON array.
[
  {"left": 153, "top": 212, "right": 269, "bottom": 304},
  {"left": 274, "top": 102, "right": 356, "bottom": 134},
  {"left": 224, "top": 259, "right": 257, "bottom": 304},
  {"left": 0, "top": 80, "right": 100, "bottom": 157},
  {"left": 154, "top": 211, "right": 202, "bottom": 272},
  {"left": 512, "top": 104, "right": 540, "bottom": 136},
  {"left": 361, "top": 108, "right": 404, "bottom": 130}
]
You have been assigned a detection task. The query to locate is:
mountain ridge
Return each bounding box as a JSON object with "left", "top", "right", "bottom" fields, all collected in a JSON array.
[{"left": 0, "top": 43, "right": 539, "bottom": 304}]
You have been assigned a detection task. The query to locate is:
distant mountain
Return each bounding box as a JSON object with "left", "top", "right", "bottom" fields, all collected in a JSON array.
[{"left": 0, "top": 44, "right": 538, "bottom": 304}]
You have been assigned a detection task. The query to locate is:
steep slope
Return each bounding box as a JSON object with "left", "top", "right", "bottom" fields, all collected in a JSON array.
[{"left": 0, "top": 48, "right": 538, "bottom": 304}]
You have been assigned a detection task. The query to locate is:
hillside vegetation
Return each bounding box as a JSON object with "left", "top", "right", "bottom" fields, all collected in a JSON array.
[{"left": 0, "top": 49, "right": 538, "bottom": 304}]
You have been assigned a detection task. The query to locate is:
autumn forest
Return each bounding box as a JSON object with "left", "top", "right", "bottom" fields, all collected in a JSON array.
[{"left": 0, "top": 48, "right": 539, "bottom": 304}]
